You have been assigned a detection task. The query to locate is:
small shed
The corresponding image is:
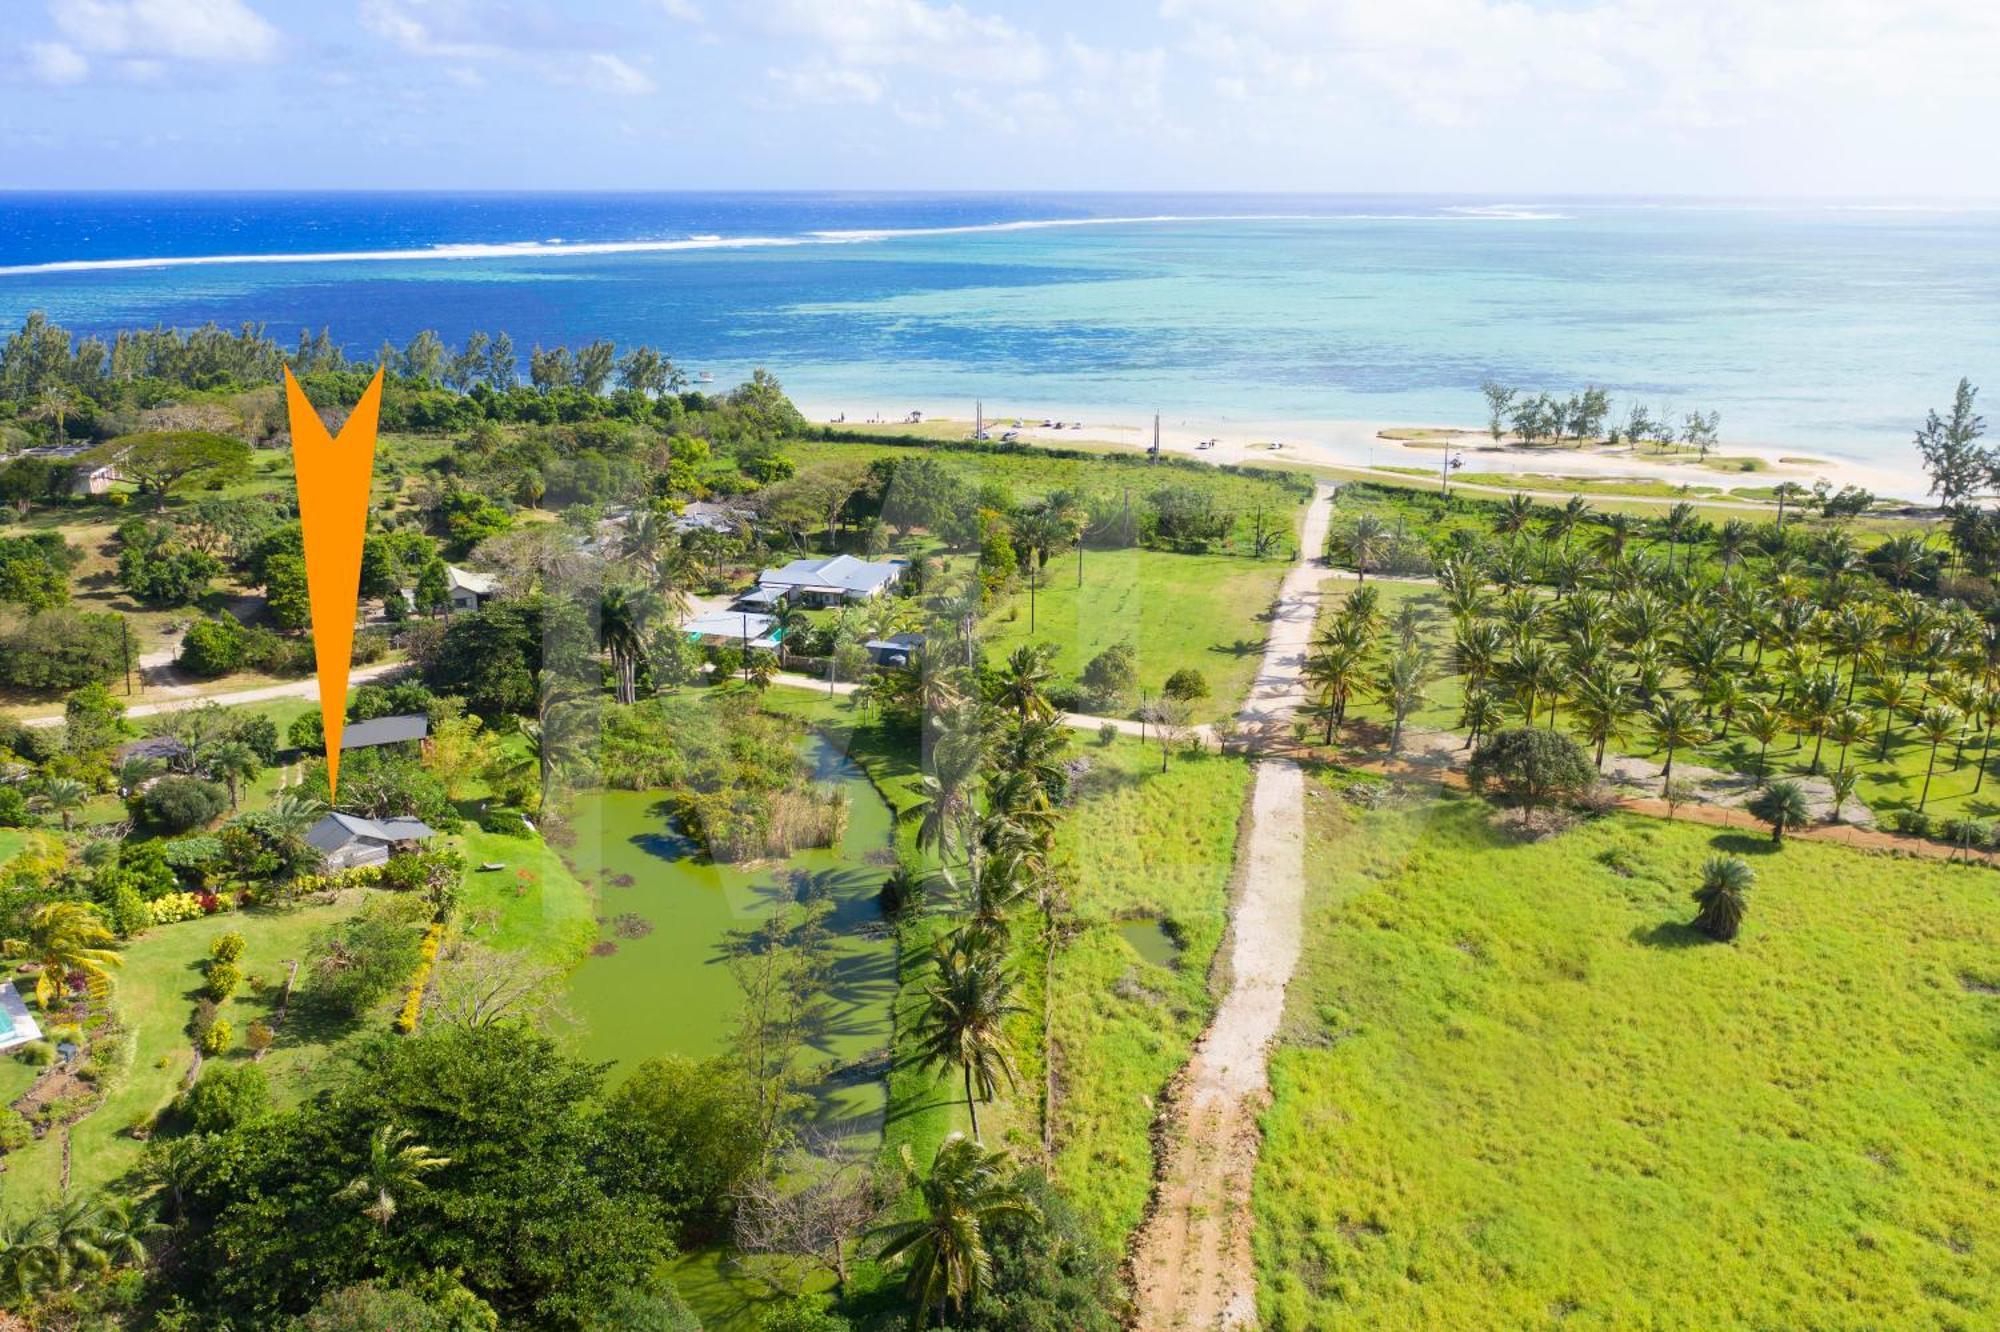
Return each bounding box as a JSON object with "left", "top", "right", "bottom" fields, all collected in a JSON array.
[{"left": 340, "top": 713, "right": 430, "bottom": 751}]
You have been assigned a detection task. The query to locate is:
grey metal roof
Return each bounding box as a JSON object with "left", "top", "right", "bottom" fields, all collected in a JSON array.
[
  {"left": 758, "top": 554, "right": 902, "bottom": 596},
  {"left": 341, "top": 714, "right": 429, "bottom": 749},
  {"left": 307, "top": 811, "right": 437, "bottom": 851}
]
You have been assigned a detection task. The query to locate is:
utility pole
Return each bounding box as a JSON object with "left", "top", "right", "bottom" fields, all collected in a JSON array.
[{"left": 975, "top": 399, "right": 983, "bottom": 440}]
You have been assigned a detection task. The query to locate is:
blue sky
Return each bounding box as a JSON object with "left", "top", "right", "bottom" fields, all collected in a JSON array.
[{"left": 4, "top": 0, "right": 1999, "bottom": 194}]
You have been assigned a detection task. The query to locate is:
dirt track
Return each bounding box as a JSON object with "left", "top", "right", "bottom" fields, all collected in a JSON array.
[{"left": 1127, "top": 483, "right": 1335, "bottom": 1330}]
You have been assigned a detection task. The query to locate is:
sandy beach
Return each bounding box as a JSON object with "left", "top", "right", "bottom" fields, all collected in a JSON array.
[{"left": 797, "top": 398, "right": 1930, "bottom": 505}]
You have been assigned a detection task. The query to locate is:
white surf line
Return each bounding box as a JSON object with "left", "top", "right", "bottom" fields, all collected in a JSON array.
[{"left": 0, "top": 209, "right": 1567, "bottom": 278}]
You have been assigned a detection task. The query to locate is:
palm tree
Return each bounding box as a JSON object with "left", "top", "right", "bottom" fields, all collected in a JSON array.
[
  {"left": 1646, "top": 696, "right": 1708, "bottom": 795},
  {"left": 262, "top": 789, "right": 328, "bottom": 839},
  {"left": 872, "top": 1135, "right": 1038, "bottom": 1330},
  {"left": 1375, "top": 649, "right": 1430, "bottom": 754},
  {"left": 1458, "top": 688, "right": 1502, "bottom": 750},
  {"left": 31, "top": 776, "right": 89, "bottom": 832},
  {"left": 1304, "top": 631, "right": 1370, "bottom": 742},
  {"left": 1567, "top": 672, "right": 1631, "bottom": 770},
  {"left": 1826, "top": 708, "right": 1867, "bottom": 776},
  {"left": 1500, "top": 640, "right": 1565, "bottom": 728},
  {"left": 913, "top": 936, "right": 1024, "bottom": 1142},
  {"left": 200, "top": 740, "right": 261, "bottom": 810},
  {"left": 336, "top": 1122, "right": 451, "bottom": 1229},
  {"left": 1827, "top": 768, "right": 1860, "bottom": 824},
  {"left": 1737, "top": 700, "right": 1783, "bottom": 779},
  {"left": 1495, "top": 492, "right": 1535, "bottom": 538},
  {"left": 1747, "top": 779, "right": 1811, "bottom": 843},
  {"left": 1915, "top": 704, "right": 1962, "bottom": 812},
  {"left": 3, "top": 901, "right": 122, "bottom": 1008},
  {"left": 599, "top": 584, "right": 647, "bottom": 705},
  {"left": 1342, "top": 514, "right": 1388, "bottom": 582},
  {"left": 1011, "top": 506, "right": 1065, "bottom": 632},
  {"left": 991, "top": 643, "right": 1056, "bottom": 722},
  {"left": 1692, "top": 856, "right": 1753, "bottom": 941},
  {"left": 1869, "top": 677, "right": 1912, "bottom": 761},
  {"left": 1659, "top": 501, "right": 1697, "bottom": 572}
]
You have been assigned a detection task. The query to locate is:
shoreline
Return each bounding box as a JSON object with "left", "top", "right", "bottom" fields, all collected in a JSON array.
[{"left": 794, "top": 398, "right": 1930, "bottom": 505}]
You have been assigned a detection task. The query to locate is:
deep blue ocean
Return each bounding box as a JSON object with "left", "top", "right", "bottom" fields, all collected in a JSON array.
[{"left": 1, "top": 191, "right": 1995, "bottom": 463}]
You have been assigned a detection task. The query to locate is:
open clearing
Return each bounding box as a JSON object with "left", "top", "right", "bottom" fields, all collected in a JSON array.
[{"left": 1254, "top": 788, "right": 2000, "bottom": 1331}]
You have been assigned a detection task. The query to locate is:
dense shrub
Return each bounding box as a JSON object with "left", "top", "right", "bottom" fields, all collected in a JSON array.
[
  {"left": 0, "top": 607, "right": 126, "bottom": 691},
  {"left": 179, "top": 617, "right": 245, "bottom": 677},
  {"left": 210, "top": 931, "right": 247, "bottom": 964},
  {"left": 1466, "top": 728, "right": 1596, "bottom": 820},
  {"left": 1162, "top": 667, "right": 1210, "bottom": 701},
  {"left": 204, "top": 960, "right": 242, "bottom": 1002},
  {"left": 136, "top": 775, "right": 229, "bottom": 833},
  {"left": 175, "top": 1062, "right": 271, "bottom": 1134}
]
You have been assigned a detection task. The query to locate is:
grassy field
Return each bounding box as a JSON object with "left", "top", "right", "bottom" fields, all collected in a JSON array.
[
  {"left": 980, "top": 547, "right": 1287, "bottom": 723},
  {"left": 2, "top": 896, "right": 369, "bottom": 1210},
  {"left": 1254, "top": 786, "right": 2000, "bottom": 1331},
  {"left": 1045, "top": 739, "right": 1250, "bottom": 1247}
]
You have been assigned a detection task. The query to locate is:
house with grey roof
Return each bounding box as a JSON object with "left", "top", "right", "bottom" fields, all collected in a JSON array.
[
  {"left": 757, "top": 554, "right": 905, "bottom": 607},
  {"left": 341, "top": 713, "right": 430, "bottom": 751},
  {"left": 307, "top": 811, "right": 438, "bottom": 871}
]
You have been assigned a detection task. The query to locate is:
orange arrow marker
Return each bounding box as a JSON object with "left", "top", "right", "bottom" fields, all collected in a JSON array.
[{"left": 283, "top": 367, "right": 383, "bottom": 800}]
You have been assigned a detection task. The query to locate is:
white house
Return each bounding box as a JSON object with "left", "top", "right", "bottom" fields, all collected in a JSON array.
[
  {"left": 307, "top": 811, "right": 437, "bottom": 871},
  {"left": 401, "top": 564, "right": 498, "bottom": 615},
  {"left": 757, "top": 555, "right": 905, "bottom": 608}
]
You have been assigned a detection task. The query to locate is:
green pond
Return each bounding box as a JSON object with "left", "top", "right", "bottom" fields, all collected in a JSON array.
[
  {"left": 1119, "top": 917, "right": 1182, "bottom": 968},
  {"left": 562, "top": 736, "right": 899, "bottom": 1147}
]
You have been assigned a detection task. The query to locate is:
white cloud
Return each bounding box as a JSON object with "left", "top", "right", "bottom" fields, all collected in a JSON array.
[
  {"left": 769, "top": 65, "right": 883, "bottom": 105},
  {"left": 1158, "top": 0, "right": 2000, "bottom": 132},
  {"left": 760, "top": 0, "right": 1048, "bottom": 109},
  {"left": 657, "top": 0, "right": 702, "bottom": 22},
  {"left": 361, "top": 1, "right": 657, "bottom": 95},
  {"left": 26, "top": 40, "right": 88, "bottom": 84},
  {"left": 576, "top": 53, "right": 656, "bottom": 95},
  {"left": 50, "top": 0, "right": 280, "bottom": 63}
]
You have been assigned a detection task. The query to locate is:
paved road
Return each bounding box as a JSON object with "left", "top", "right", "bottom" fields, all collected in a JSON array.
[{"left": 20, "top": 660, "right": 407, "bottom": 728}]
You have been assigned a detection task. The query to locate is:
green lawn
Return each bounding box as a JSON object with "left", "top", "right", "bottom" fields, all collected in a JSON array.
[
  {"left": 2, "top": 895, "right": 369, "bottom": 1211},
  {"left": 450, "top": 824, "right": 596, "bottom": 969},
  {"left": 981, "top": 547, "right": 1288, "bottom": 722},
  {"left": 1254, "top": 787, "right": 2000, "bottom": 1330}
]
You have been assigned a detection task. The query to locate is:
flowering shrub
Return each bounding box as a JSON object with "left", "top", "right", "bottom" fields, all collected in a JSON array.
[
  {"left": 148, "top": 893, "right": 209, "bottom": 925},
  {"left": 286, "top": 866, "right": 384, "bottom": 897},
  {"left": 393, "top": 923, "right": 446, "bottom": 1035}
]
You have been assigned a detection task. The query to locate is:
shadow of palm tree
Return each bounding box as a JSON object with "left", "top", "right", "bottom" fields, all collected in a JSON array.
[
  {"left": 1707, "top": 831, "right": 1780, "bottom": 856},
  {"left": 1631, "top": 920, "right": 1708, "bottom": 950}
]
